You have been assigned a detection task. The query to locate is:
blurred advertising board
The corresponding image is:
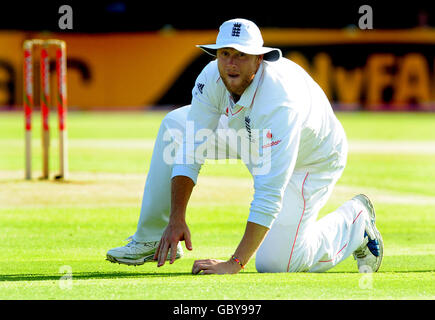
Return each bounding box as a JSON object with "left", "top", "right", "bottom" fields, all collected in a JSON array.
[{"left": 0, "top": 28, "right": 434, "bottom": 110}]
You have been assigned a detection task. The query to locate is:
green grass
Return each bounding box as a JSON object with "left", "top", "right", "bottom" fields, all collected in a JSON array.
[{"left": 0, "top": 111, "right": 434, "bottom": 299}]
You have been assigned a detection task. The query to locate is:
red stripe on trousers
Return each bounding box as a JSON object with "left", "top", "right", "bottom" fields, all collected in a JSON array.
[
  {"left": 287, "top": 172, "right": 309, "bottom": 272},
  {"left": 319, "top": 243, "right": 348, "bottom": 263},
  {"left": 319, "top": 209, "right": 363, "bottom": 263}
]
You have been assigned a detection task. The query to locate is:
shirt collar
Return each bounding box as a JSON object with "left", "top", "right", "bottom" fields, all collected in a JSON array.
[{"left": 228, "top": 62, "right": 264, "bottom": 109}]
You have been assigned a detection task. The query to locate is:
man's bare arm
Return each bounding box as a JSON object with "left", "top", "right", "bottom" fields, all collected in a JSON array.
[
  {"left": 170, "top": 175, "right": 194, "bottom": 223},
  {"left": 154, "top": 175, "right": 194, "bottom": 267},
  {"left": 232, "top": 221, "right": 269, "bottom": 268}
]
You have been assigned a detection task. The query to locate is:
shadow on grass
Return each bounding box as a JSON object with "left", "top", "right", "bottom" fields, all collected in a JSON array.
[
  {"left": 0, "top": 271, "right": 194, "bottom": 282},
  {"left": 0, "top": 269, "right": 432, "bottom": 282}
]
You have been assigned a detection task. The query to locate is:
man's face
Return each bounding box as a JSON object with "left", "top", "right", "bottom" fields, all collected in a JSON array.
[{"left": 217, "top": 48, "right": 263, "bottom": 99}]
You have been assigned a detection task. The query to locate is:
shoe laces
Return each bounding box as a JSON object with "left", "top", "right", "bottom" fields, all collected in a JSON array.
[
  {"left": 124, "top": 236, "right": 158, "bottom": 249},
  {"left": 124, "top": 236, "right": 136, "bottom": 246}
]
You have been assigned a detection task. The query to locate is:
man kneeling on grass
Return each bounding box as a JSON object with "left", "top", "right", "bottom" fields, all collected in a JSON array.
[{"left": 107, "top": 19, "right": 383, "bottom": 274}]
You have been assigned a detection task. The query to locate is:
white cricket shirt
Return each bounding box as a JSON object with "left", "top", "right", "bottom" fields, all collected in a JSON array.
[{"left": 172, "top": 58, "right": 347, "bottom": 228}]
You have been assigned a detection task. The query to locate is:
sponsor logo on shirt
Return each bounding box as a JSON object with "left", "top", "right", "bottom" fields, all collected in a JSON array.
[
  {"left": 196, "top": 82, "right": 204, "bottom": 94},
  {"left": 245, "top": 116, "right": 252, "bottom": 142},
  {"left": 262, "top": 130, "right": 281, "bottom": 148},
  {"left": 262, "top": 139, "right": 282, "bottom": 149}
]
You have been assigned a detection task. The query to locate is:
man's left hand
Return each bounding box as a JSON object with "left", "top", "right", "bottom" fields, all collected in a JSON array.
[{"left": 192, "top": 259, "right": 241, "bottom": 275}]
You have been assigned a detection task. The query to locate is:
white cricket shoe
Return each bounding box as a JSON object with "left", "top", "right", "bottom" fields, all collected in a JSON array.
[
  {"left": 352, "top": 194, "right": 384, "bottom": 273},
  {"left": 106, "top": 236, "right": 183, "bottom": 266}
]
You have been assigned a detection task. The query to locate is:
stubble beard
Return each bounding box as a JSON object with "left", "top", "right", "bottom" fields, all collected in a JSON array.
[{"left": 220, "top": 73, "right": 255, "bottom": 102}]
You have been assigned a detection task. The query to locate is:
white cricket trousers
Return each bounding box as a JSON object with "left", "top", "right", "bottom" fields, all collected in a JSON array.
[{"left": 133, "top": 105, "right": 368, "bottom": 273}]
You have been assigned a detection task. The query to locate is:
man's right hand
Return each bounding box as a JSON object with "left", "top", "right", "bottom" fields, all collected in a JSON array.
[
  {"left": 154, "top": 219, "right": 192, "bottom": 267},
  {"left": 155, "top": 175, "right": 195, "bottom": 267}
]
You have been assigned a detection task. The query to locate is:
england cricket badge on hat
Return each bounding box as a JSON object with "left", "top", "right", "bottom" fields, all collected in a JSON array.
[{"left": 197, "top": 18, "right": 282, "bottom": 62}]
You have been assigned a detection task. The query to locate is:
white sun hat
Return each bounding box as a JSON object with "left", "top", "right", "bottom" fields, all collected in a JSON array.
[{"left": 197, "top": 18, "right": 282, "bottom": 62}]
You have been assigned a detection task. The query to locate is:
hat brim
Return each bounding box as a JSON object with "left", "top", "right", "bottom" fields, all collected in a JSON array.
[{"left": 196, "top": 44, "right": 282, "bottom": 62}]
